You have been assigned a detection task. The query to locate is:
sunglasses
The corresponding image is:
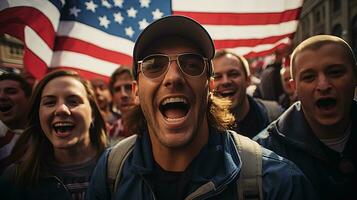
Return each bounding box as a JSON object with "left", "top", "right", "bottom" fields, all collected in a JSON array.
[{"left": 137, "top": 53, "right": 208, "bottom": 79}]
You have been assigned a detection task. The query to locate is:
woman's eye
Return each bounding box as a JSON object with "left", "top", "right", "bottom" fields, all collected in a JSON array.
[{"left": 42, "top": 100, "right": 55, "bottom": 106}]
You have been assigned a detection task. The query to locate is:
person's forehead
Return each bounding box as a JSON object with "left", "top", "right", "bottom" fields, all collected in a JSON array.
[
  {"left": 214, "top": 54, "right": 244, "bottom": 71},
  {"left": 115, "top": 73, "right": 132, "bottom": 83},
  {"left": 42, "top": 76, "right": 87, "bottom": 95},
  {"left": 296, "top": 43, "right": 351, "bottom": 65},
  {"left": 91, "top": 79, "right": 107, "bottom": 87},
  {"left": 0, "top": 79, "right": 22, "bottom": 89}
]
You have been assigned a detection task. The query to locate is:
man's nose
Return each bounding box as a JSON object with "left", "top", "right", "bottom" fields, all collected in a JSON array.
[
  {"left": 316, "top": 74, "right": 332, "bottom": 92},
  {"left": 163, "top": 60, "right": 184, "bottom": 88}
]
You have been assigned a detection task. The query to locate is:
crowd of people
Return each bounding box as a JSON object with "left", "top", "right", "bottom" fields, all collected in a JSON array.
[{"left": 0, "top": 15, "right": 356, "bottom": 200}]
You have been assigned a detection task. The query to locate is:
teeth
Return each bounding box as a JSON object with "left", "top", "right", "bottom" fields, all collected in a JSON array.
[
  {"left": 162, "top": 97, "right": 187, "bottom": 106},
  {"left": 53, "top": 122, "right": 74, "bottom": 127}
]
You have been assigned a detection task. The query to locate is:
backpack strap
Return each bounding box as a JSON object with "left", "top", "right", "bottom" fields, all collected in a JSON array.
[
  {"left": 229, "top": 131, "right": 263, "bottom": 200},
  {"left": 107, "top": 134, "right": 138, "bottom": 198}
]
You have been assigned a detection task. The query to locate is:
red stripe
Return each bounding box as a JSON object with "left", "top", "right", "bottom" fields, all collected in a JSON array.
[
  {"left": 245, "top": 43, "right": 289, "bottom": 58},
  {"left": 24, "top": 48, "right": 49, "bottom": 79},
  {"left": 0, "top": 24, "right": 25, "bottom": 41},
  {"left": 54, "top": 37, "right": 133, "bottom": 66},
  {"left": 173, "top": 8, "right": 302, "bottom": 25},
  {"left": 213, "top": 33, "right": 293, "bottom": 49},
  {"left": 49, "top": 67, "right": 120, "bottom": 82},
  {"left": 0, "top": 7, "right": 56, "bottom": 48}
]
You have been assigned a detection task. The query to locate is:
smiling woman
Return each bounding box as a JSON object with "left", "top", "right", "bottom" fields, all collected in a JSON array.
[{"left": 0, "top": 70, "right": 107, "bottom": 200}]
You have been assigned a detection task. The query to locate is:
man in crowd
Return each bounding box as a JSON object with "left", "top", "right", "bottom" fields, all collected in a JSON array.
[
  {"left": 256, "top": 35, "right": 357, "bottom": 199},
  {"left": 0, "top": 72, "right": 32, "bottom": 173},
  {"left": 108, "top": 67, "right": 135, "bottom": 141},
  {"left": 87, "top": 15, "right": 316, "bottom": 199},
  {"left": 213, "top": 49, "right": 283, "bottom": 138},
  {"left": 90, "top": 78, "right": 119, "bottom": 127}
]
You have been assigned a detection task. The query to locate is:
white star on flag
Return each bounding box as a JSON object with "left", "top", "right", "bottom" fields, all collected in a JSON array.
[
  {"left": 85, "top": 1, "right": 98, "bottom": 13},
  {"left": 98, "top": 15, "right": 110, "bottom": 29},
  {"left": 113, "top": 0, "right": 124, "bottom": 8},
  {"left": 139, "top": 18, "right": 149, "bottom": 30},
  {"left": 140, "top": 0, "right": 151, "bottom": 8},
  {"left": 152, "top": 8, "right": 163, "bottom": 20},
  {"left": 127, "top": 7, "right": 138, "bottom": 18},
  {"left": 102, "top": 0, "right": 112, "bottom": 9},
  {"left": 125, "top": 26, "right": 135, "bottom": 37},
  {"left": 69, "top": 6, "right": 81, "bottom": 17},
  {"left": 113, "top": 12, "right": 124, "bottom": 24}
]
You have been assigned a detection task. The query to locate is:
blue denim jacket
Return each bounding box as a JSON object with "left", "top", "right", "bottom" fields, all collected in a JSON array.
[{"left": 87, "top": 127, "right": 317, "bottom": 199}]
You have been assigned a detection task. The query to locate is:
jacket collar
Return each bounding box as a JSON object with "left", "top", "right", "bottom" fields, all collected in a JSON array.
[
  {"left": 273, "top": 101, "right": 357, "bottom": 160},
  {"left": 129, "top": 127, "right": 241, "bottom": 188}
]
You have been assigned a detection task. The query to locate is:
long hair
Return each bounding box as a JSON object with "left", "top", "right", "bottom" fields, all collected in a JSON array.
[{"left": 10, "top": 70, "right": 107, "bottom": 186}]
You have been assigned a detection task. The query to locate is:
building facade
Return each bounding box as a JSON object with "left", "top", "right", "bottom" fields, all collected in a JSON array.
[{"left": 294, "top": 0, "right": 357, "bottom": 55}]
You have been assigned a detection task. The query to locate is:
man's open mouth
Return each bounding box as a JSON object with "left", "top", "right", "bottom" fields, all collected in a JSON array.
[
  {"left": 159, "top": 97, "right": 190, "bottom": 121},
  {"left": 0, "top": 104, "right": 12, "bottom": 112},
  {"left": 53, "top": 122, "right": 75, "bottom": 134},
  {"left": 216, "top": 90, "right": 235, "bottom": 98},
  {"left": 316, "top": 98, "right": 337, "bottom": 110}
]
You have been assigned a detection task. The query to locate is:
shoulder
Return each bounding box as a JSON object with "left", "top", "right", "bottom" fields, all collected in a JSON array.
[{"left": 260, "top": 147, "right": 318, "bottom": 199}]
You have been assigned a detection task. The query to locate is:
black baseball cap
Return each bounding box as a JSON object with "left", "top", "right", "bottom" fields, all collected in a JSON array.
[{"left": 132, "top": 15, "right": 215, "bottom": 80}]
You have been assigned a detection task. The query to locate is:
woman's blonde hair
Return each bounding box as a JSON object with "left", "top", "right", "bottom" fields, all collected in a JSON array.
[{"left": 10, "top": 70, "right": 107, "bottom": 186}]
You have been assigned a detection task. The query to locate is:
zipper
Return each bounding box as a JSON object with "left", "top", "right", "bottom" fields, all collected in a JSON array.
[{"left": 140, "top": 174, "right": 157, "bottom": 200}]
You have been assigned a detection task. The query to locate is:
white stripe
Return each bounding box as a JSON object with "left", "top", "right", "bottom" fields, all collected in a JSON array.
[
  {"left": 205, "top": 20, "right": 299, "bottom": 40},
  {"left": 172, "top": 0, "right": 303, "bottom": 13},
  {"left": 25, "top": 26, "right": 53, "bottom": 65},
  {"left": 1, "top": 0, "right": 60, "bottom": 31},
  {"left": 57, "top": 21, "right": 134, "bottom": 56},
  {"left": 50, "top": 51, "right": 119, "bottom": 76},
  {"left": 228, "top": 37, "right": 291, "bottom": 55}
]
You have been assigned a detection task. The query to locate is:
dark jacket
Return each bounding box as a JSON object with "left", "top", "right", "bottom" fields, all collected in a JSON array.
[
  {"left": 255, "top": 101, "right": 357, "bottom": 200},
  {"left": 232, "top": 96, "right": 283, "bottom": 138},
  {"left": 257, "top": 63, "right": 284, "bottom": 102},
  {"left": 0, "top": 171, "right": 72, "bottom": 200},
  {"left": 87, "top": 127, "right": 317, "bottom": 200}
]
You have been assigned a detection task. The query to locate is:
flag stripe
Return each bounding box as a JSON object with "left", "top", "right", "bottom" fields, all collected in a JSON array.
[
  {"left": 213, "top": 33, "right": 293, "bottom": 49},
  {"left": 0, "top": 7, "right": 55, "bottom": 47},
  {"left": 204, "top": 20, "right": 299, "bottom": 40},
  {"left": 172, "top": 0, "right": 303, "bottom": 13},
  {"left": 0, "top": 0, "right": 303, "bottom": 80},
  {"left": 229, "top": 37, "right": 291, "bottom": 56},
  {"left": 50, "top": 51, "right": 119, "bottom": 77},
  {"left": 50, "top": 67, "right": 113, "bottom": 82},
  {"left": 57, "top": 21, "right": 134, "bottom": 57},
  {"left": 54, "top": 37, "right": 132, "bottom": 66},
  {"left": 173, "top": 8, "right": 301, "bottom": 25},
  {"left": 0, "top": 0, "right": 60, "bottom": 30},
  {"left": 25, "top": 26, "right": 53, "bottom": 65},
  {"left": 24, "top": 48, "right": 48, "bottom": 79}
]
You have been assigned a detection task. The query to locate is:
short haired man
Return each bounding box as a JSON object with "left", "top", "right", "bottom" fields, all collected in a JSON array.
[
  {"left": 87, "top": 16, "right": 316, "bottom": 199},
  {"left": 255, "top": 35, "right": 357, "bottom": 199},
  {"left": 0, "top": 72, "right": 32, "bottom": 173},
  {"left": 109, "top": 67, "right": 134, "bottom": 114},
  {"left": 213, "top": 50, "right": 284, "bottom": 138},
  {"left": 108, "top": 67, "right": 135, "bottom": 140}
]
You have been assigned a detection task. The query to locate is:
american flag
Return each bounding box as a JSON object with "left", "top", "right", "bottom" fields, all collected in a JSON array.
[{"left": 0, "top": 0, "right": 303, "bottom": 80}]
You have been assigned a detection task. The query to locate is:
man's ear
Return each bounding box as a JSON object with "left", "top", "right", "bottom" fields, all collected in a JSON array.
[
  {"left": 209, "top": 77, "right": 215, "bottom": 92},
  {"left": 132, "top": 81, "right": 140, "bottom": 105},
  {"left": 289, "top": 78, "right": 296, "bottom": 91}
]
